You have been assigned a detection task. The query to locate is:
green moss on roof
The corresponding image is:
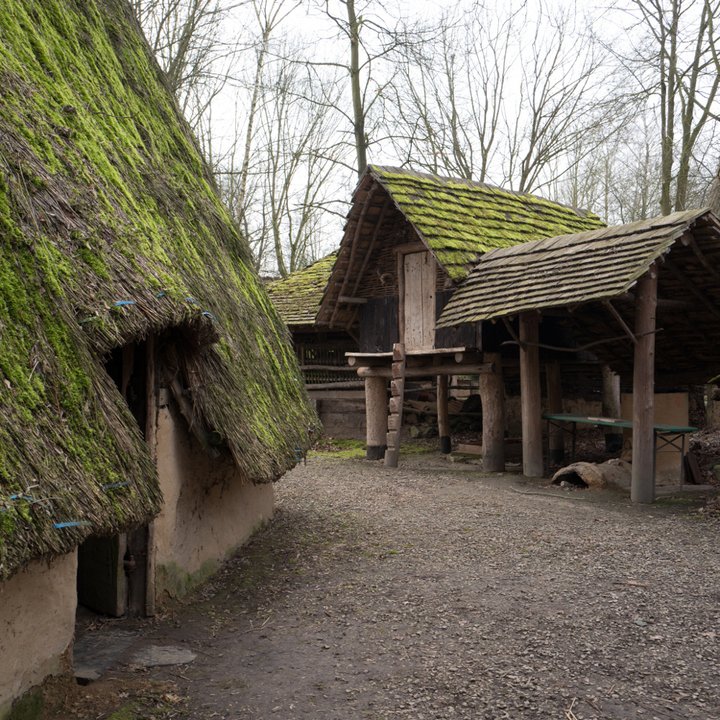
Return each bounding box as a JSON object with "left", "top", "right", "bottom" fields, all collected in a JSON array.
[
  {"left": 0, "top": 0, "right": 316, "bottom": 579},
  {"left": 371, "top": 166, "right": 604, "bottom": 280},
  {"left": 267, "top": 253, "right": 337, "bottom": 326}
]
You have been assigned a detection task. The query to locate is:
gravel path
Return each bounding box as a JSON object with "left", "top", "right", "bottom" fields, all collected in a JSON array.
[{"left": 102, "top": 453, "right": 720, "bottom": 719}]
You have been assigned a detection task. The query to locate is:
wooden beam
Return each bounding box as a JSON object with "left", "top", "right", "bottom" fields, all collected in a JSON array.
[
  {"left": 519, "top": 312, "right": 543, "bottom": 477},
  {"left": 436, "top": 375, "right": 450, "bottom": 453},
  {"left": 356, "top": 362, "right": 493, "bottom": 378},
  {"left": 545, "top": 361, "right": 564, "bottom": 465},
  {"left": 338, "top": 296, "right": 367, "bottom": 305},
  {"left": 329, "top": 184, "right": 377, "bottom": 327},
  {"left": 665, "top": 260, "right": 720, "bottom": 321},
  {"left": 306, "top": 380, "right": 365, "bottom": 390},
  {"left": 632, "top": 268, "right": 658, "bottom": 503},
  {"left": 481, "top": 352, "right": 505, "bottom": 472}
]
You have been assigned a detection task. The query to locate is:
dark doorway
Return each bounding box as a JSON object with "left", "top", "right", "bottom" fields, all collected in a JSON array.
[{"left": 76, "top": 341, "right": 151, "bottom": 617}]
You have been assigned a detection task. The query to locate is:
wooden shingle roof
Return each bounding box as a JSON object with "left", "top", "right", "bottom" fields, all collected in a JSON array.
[
  {"left": 437, "top": 209, "right": 717, "bottom": 327},
  {"left": 371, "top": 166, "right": 604, "bottom": 281},
  {"left": 267, "top": 253, "right": 337, "bottom": 327}
]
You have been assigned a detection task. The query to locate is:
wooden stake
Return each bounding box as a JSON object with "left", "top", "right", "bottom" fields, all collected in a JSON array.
[
  {"left": 546, "top": 361, "right": 564, "bottom": 465},
  {"left": 437, "top": 375, "right": 450, "bottom": 454},
  {"left": 632, "top": 269, "right": 658, "bottom": 503},
  {"left": 384, "top": 343, "right": 406, "bottom": 467},
  {"left": 519, "top": 313, "right": 543, "bottom": 477}
]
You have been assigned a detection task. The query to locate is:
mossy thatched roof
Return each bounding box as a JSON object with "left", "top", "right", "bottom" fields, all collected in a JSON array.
[
  {"left": 0, "top": 0, "right": 316, "bottom": 579},
  {"left": 267, "top": 253, "right": 337, "bottom": 327},
  {"left": 370, "top": 166, "right": 605, "bottom": 281}
]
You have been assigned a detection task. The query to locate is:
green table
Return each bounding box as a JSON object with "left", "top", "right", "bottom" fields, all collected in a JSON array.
[{"left": 542, "top": 413, "right": 697, "bottom": 470}]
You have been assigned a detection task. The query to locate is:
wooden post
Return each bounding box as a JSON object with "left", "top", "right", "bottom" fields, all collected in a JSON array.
[
  {"left": 632, "top": 269, "right": 658, "bottom": 503},
  {"left": 144, "top": 334, "right": 157, "bottom": 617},
  {"left": 602, "top": 365, "right": 622, "bottom": 452},
  {"left": 365, "top": 376, "right": 388, "bottom": 460},
  {"left": 545, "top": 360, "right": 564, "bottom": 465},
  {"left": 519, "top": 313, "right": 543, "bottom": 477},
  {"left": 384, "top": 343, "right": 406, "bottom": 468},
  {"left": 437, "top": 375, "right": 451, "bottom": 454},
  {"left": 480, "top": 352, "right": 505, "bottom": 472}
]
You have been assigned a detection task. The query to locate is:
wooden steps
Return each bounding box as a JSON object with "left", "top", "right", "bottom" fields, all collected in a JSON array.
[{"left": 384, "top": 343, "right": 406, "bottom": 467}]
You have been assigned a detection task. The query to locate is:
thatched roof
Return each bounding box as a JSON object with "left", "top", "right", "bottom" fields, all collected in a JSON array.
[
  {"left": 0, "top": 0, "right": 316, "bottom": 579},
  {"left": 317, "top": 166, "right": 603, "bottom": 328},
  {"left": 267, "top": 253, "right": 337, "bottom": 327},
  {"left": 438, "top": 209, "right": 720, "bottom": 382}
]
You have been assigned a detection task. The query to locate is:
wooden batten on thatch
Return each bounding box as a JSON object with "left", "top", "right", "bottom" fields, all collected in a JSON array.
[{"left": 0, "top": 0, "right": 316, "bottom": 580}]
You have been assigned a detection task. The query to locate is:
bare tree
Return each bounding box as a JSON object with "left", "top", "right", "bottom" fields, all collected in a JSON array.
[
  {"left": 611, "top": 0, "right": 720, "bottom": 213},
  {"left": 390, "top": 3, "right": 615, "bottom": 194}
]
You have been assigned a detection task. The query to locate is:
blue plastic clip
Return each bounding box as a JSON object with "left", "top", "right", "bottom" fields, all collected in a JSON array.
[
  {"left": 114, "top": 300, "right": 136, "bottom": 307},
  {"left": 202, "top": 310, "right": 217, "bottom": 321},
  {"left": 53, "top": 521, "right": 92, "bottom": 529},
  {"left": 102, "top": 481, "right": 130, "bottom": 491},
  {"left": 156, "top": 291, "right": 167, "bottom": 298}
]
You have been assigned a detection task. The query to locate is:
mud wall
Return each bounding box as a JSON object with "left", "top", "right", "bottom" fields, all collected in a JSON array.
[
  {"left": 0, "top": 552, "right": 77, "bottom": 717},
  {"left": 153, "top": 401, "right": 274, "bottom": 601}
]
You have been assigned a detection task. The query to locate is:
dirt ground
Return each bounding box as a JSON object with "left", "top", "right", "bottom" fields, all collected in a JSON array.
[{"left": 44, "top": 449, "right": 720, "bottom": 720}]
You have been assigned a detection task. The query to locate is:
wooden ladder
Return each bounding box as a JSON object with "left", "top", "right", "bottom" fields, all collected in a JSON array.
[{"left": 384, "top": 343, "right": 406, "bottom": 467}]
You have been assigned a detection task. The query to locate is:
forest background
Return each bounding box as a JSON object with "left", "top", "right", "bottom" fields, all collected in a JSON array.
[{"left": 132, "top": 0, "right": 720, "bottom": 277}]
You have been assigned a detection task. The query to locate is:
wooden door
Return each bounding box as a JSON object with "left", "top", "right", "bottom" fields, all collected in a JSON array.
[{"left": 403, "top": 251, "right": 436, "bottom": 351}]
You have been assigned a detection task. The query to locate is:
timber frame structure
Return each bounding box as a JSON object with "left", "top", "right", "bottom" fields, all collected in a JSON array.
[
  {"left": 439, "top": 209, "right": 720, "bottom": 502},
  {"left": 317, "top": 166, "right": 603, "bottom": 463}
]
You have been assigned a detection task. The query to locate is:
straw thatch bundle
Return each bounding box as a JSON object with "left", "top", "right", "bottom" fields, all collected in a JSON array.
[{"left": 0, "top": 0, "right": 317, "bottom": 579}]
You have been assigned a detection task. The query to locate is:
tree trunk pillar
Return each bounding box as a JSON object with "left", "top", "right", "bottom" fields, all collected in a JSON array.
[
  {"left": 520, "top": 313, "right": 543, "bottom": 477},
  {"left": 545, "top": 360, "right": 564, "bottom": 465},
  {"left": 602, "top": 365, "right": 623, "bottom": 452},
  {"left": 632, "top": 269, "right": 658, "bottom": 503},
  {"left": 437, "top": 375, "right": 451, "bottom": 454},
  {"left": 365, "top": 376, "right": 387, "bottom": 460},
  {"left": 480, "top": 352, "right": 505, "bottom": 472}
]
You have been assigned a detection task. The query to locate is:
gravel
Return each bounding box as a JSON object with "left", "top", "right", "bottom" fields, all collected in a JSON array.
[{"left": 116, "top": 452, "right": 720, "bottom": 719}]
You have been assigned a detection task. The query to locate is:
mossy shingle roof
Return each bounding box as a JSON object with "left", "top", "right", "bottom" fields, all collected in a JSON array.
[
  {"left": 267, "top": 253, "right": 337, "bottom": 326},
  {"left": 370, "top": 166, "right": 604, "bottom": 281},
  {"left": 437, "top": 209, "right": 716, "bottom": 326},
  {"left": 0, "top": 0, "right": 316, "bottom": 578}
]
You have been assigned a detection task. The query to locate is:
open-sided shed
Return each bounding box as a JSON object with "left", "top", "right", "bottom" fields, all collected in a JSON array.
[{"left": 438, "top": 208, "right": 720, "bottom": 501}]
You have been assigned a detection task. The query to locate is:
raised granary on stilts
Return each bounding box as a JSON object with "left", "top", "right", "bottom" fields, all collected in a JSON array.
[{"left": 316, "top": 166, "right": 602, "bottom": 464}]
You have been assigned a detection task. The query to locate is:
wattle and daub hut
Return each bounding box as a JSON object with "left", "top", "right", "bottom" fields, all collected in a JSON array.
[
  {"left": 0, "top": 0, "right": 315, "bottom": 711},
  {"left": 317, "top": 165, "right": 602, "bottom": 461}
]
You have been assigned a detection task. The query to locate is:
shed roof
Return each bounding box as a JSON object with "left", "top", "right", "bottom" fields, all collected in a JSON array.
[
  {"left": 267, "top": 253, "right": 337, "bottom": 327},
  {"left": 437, "top": 208, "right": 720, "bottom": 382},
  {"left": 0, "top": 0, "right": 315, "bottom": 579},
  {"left": 437, "top": 209, "right": 714, "bottom": 326}
]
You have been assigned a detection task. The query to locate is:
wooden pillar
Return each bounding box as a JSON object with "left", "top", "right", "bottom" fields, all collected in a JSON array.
[
  {"left": 545, "top": 360, "right": 564, "bottom": 465},
  {"left": 437, "top": 375, "right": 451, "bottom": 453},
  {"left": 365, "top": 376, "right": 387, "bottom": 460},
  {"left": 144, "top": 334, "right": 157, "bottom": 617},
  {"left": 602, "top": 365, "right": 622, "bottom": 452},
  {"left": 520, "top": 312, "right": 543, "bottom": 477},
  {"left": 480, "top": 352, "right": 505, "bottom": 472},
  {"left": 632, "top": 269, "right": 658, "bottom": 503}
]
